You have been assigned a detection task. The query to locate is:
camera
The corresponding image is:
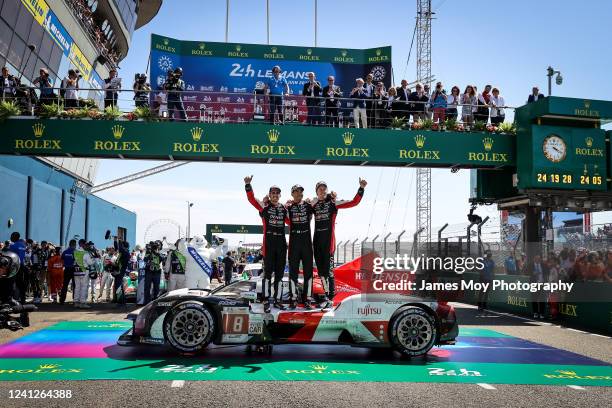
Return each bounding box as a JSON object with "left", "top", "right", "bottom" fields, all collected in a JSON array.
[
  {"left": 134, "top": 73, "right": 147, "bottom": 84},
  {"left": 75, "top": 69, "right": 82, "bottom": 79}
]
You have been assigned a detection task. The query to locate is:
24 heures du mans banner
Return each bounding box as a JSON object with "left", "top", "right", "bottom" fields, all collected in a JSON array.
[
  {"left": 1, "top": 119, "right": 515, "bottom": 167},
  {"left": 149, "top": 34, "right": 393, "bottom": 122}
]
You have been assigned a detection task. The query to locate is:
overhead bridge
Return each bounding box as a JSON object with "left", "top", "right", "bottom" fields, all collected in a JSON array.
[{"left": 1, "top": 119, "right": 515, "bottom": 169}]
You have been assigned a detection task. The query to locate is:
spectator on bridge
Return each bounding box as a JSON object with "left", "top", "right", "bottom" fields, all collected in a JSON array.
[
  {"left": 446, "top": 86, "right": 460, "bottom": 121},
  {"left": 409, "top": 83, "right": 429, "bottom": 122},
  {"left": 474, "top": 84, "right": 492, "bottom": 123},
  {"left": 373, "top": 82, "right": 387, "bottom": 128},
  {"left": 32, "top": 68, "right": 55, "bottom": 106},
  {"left": 104, "top": 69, "right": 120, "bottom": 108},
  {"left": 264, "top": 65, "right": 289, "bottom": 125},
  {"left": 61, "top": 69, "right": 80, "bottom": 108},
  {"left": 396, "top": 79, "right": 411, "bottom": 119},
  {"left": 1, "top": 66, "right": 17, "bottom": 101},
  {"left": 385, "top": 87, "right": 401, "bottom": 126},
  {"left": 527, "top": 86, "right": 545, "bottom": 103},
  {"left": 350, "top": 78, "right": 368, "bottom": 129},
  {"left": 461, "top": 85, "right": 477, "bottom": 125},
  {"left": 323, "top": 76, "right": 342, "bottom": 127},
  {"left": 364, "top": 74, "right": 376, "bottom": 127},
  {"left": 164, "top": 67, "right": 186, "bottom": 121},
  {"left": 302, "top": 72, "right": 322, "bottom": 126},
  {"left": 489, "top": 88, "right": 506, "bottom": 125},
  {"left": 430, "top": 82, "right": 447, "bottom": 124}
]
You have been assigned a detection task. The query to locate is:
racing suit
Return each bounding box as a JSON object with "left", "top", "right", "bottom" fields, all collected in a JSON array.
[
  {"left": 286, "top": 200, "right": 314, "bottom": 301},
  {"left": 73, "top": 248, "right": 88, "bottom": 305},
  {"left": 245, "top": 183, "right": 288, "bottom": 302},
  {"left": 312, "top": 187, "right": 364, "bottom": 300}
]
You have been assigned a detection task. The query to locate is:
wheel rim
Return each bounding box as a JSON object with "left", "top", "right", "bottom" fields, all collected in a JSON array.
[
  {"left": 396, "top": 313, "right": 433, "bottom": 351},
  {"left": 170, "top": 308, "right": 209, "bottom": 348}
]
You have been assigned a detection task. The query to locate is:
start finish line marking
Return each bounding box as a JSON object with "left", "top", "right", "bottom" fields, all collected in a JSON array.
[
  {"left": 171, "top": 380, "right": 185, "bottom": 388},
  {"left": 477, "top": 383, "right": 497, "bottom": 390}
]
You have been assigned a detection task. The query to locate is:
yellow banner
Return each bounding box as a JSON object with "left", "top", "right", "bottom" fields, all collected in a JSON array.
[
  {"left": 21, "top": 0, "right": 50, "bottom": 25},
  {"left": 69, "top": 43, "right": 92, "bottom": 81}
]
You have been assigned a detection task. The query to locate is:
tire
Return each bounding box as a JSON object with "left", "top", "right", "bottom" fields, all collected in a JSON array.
[
  {"left": 389, "top": 306, "right": 437, "bottom": 357},
  {"left": 163, "top": 301, "right": 215, "bottom": 354}
]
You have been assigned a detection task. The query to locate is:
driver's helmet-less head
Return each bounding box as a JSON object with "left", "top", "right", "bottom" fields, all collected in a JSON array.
[{"left": 0, "top": 250, "right": 20, "bottom": 279}]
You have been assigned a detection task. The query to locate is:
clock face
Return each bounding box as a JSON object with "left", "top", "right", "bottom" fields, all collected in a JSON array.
[{"left": 542, "top": 134, "right": 567, "bottom": 163}]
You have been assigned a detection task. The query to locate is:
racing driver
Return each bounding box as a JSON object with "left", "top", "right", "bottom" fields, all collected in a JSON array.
[
  {"left": 285, "top": 184, "right": 315, "bottom": 309},
  {"left": 244, "top": 175, "right": 288, "bottom": 313},
  {"left": 312, "top": 178, "right": 367, "bottom": 309}
]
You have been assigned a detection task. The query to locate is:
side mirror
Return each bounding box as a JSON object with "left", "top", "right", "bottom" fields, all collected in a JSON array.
[{"left": 240, "top": 291, "right": 257, "bottom": 302}]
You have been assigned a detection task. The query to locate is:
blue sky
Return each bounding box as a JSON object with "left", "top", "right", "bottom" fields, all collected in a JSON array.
[{"left": 96, "top": 0, "right": 612, "bottom": 245}]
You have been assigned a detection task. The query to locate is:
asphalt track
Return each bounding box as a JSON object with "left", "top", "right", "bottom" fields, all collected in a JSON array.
[{"left": 0, "top": 302, "right": 610, "bottom": 408}]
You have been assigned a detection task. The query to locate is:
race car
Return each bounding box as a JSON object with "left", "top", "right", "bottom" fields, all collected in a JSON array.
[{"left": 118, "top": 255, "right": 458, "bottom": 357}]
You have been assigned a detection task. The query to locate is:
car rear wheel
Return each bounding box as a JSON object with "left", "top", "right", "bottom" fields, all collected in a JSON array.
[
  {"left": 389, "top": 306, "right": 437, "bottom": 357},
  {"left": 163, "top": 301, "right": 215, "bottom": 354}
]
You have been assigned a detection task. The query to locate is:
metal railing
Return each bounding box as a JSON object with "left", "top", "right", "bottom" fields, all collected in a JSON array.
[{"left": 2, "top": 84, "right": 517, "bottom": 131}]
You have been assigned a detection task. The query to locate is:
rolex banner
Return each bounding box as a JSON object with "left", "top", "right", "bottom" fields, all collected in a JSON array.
[{"left": 150, "top": 34, "right": 392, "bottom": 123}]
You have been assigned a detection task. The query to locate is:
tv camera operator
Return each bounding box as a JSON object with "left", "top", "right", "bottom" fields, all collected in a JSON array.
[
  {"left": 133, "top": 73, "right": 151, "bottom": 108},
  {"left": 143, "top": 240, "right": 163, "bottom": 304},
  {"left": 0, "top": 250, "right": 36, "bottom": 331},
  {"left": 163, "top": 67, "right": 186, "bottom": 121}
]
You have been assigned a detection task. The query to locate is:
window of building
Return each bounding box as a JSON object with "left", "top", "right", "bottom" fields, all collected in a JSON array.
[
  {"left": 49, "top": 44, "right": 63, "bottom": 74},
  {"left": 27, "top": 20, "right": 44, "bottom": 51},
  {"left": 14, "top": 5, "right": 33, "bottom": 41},
  {"left": 0, "top": 17, "right": 11, "bottom": 57},
  {"left": 38, "top": 33, "right": 53, "bottom": 62},
  {"left": 7, "top": 34, "right": 25, "bottom": 70},
  {"left": 0, "top": 0, "right": 19, "bottom": 27}
]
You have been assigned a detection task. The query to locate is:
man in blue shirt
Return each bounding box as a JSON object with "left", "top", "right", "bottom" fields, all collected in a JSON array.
[
  {"left": 59, "top": 239, "right": 77, "bottom": 304},
  {"left": 264, "top": 65, "right": 289, "bottom": 125}
]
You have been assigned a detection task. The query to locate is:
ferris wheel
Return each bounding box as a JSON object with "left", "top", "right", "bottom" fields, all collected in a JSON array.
[{"left": 143, "top": 218, "right": 183, "bottom": 245}]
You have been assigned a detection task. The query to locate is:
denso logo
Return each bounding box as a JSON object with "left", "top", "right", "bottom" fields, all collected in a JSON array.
[{"left": 357, "top": 304, "right": 382, "bottom": 316}]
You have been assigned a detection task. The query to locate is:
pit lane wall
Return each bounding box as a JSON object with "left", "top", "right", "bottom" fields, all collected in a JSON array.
[{"left": 440, "top": 272, "right": 612, "bottom": 335}]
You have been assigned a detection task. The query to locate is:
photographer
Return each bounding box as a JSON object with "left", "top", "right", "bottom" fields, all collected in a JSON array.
[
  {"left": 30, "top": 241, "right": 50, "bottom": 304},
  {"left": 0, "top": 250, "right": 20, "bottom": 304},
  {"left": 83, "top": 241, "right": 102, "bottom": 304},
  {"left": 164, "top": 67, "right": 186, "bottom": 121},
  {"left": 143, "top": 241, "right": 162, "bottom": 304},
  {"left": 104, "top": 69, "right": 121, "bottom": 108},
  {"left": 32, "top": 68, "right": 55, "bottom": 106},
  {"left": 61, "top": 69, "right": 80, "bottom": 108},
  {"left": 1, "top": 66, "right": 17, "bottom": 101},
  {"left": 112, "top": 238, "right": 130, "bottom": 304},
  {"left": 133, "top": 73, "right": 151, "bottom": 108}
]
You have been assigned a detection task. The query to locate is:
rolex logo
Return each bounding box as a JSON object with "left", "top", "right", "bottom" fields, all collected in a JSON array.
[
  {"left": 341, "top": 50, "right": 347, "bottom": 57},
  {"left": 112, "top": 125, "right": 125, "bottom": 140},
  {"left": 585, "top": 136, "right": 593, "bottom": 147},
  {"left": 267, "top": 129, "right": 280, "bottom": 144},
  {"left": 199, "top": 43, "right": 206, "bottom": 50},
  {"left": 191, "top": 127, "right": 203, "bottom": 141},
  {"left": 584, "top": 100, "right": 591, "bottom": 109},
  {"left": 310, "top": 364, "right": 328, "bottom": 371},
  {"left": 556, "top": 370, "right": 576, "bottom": 376},
  {"left": 271, "top": 46, "right": 277, "bottom": 53},
  {"left": 306, "top": 48, "right": 313, "bottom": 55},
  {"left": 376, "top": 49, "right": 381, "bottom": 56},
  {"left": 39, "top": 364, "right": 60, "bottom": 369},
  {"left": 235, "top": 44, "right": 242, "bottom": 52},
  {"left": 342, "top": 132, "right": 355, "bottom": 146},
  {"left": 32, "top": 123, "right": 45, "bottom": 138},
  {"left": 483, "top": 137, "right": 494, "bottom": 151},
  {"left": 414, "top": 134, "right": 426, "bottom": 148},
  {"left": 163, "top": 38, "right": 169, "bottom": 46}
]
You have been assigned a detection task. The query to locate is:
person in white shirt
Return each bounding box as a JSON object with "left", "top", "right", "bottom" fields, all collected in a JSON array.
[
  {"left": 446, "top": 86, "right": 460, "bottom": 120},
  {"left": 61, "top": 69, "right": 80, "bottom": 108},
  {"left": 99, "top": 248, "right": 116, "bottom": 302},
  {"left": 489, "top": 88, "right": 505, "bottom": 125}
]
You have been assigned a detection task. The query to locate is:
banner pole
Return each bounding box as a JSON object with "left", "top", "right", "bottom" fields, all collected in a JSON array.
[
  {"left": 225, "top": 0, "right": 230, "bottom": 42},
  {"left": 314, "top": 0, "right": 318, "bottom": 46},
  {"left": 266, "top": 0, "right": 270, "bottom": 44}
]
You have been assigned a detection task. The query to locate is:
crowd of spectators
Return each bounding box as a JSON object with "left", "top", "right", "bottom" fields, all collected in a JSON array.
[{"left": 65, "top": 0, "right": 120, "bottom": 67}]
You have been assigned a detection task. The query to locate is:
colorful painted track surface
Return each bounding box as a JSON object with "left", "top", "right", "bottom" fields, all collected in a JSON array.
[{"left": 0, "top": 321, "right": 610, "bottom": 386}]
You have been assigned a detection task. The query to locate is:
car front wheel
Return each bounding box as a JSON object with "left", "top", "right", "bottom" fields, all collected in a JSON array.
[
  {"left": 389, "top": 306, "right": 437, "bottom": 357},
  {"left": 163, "top": 301, "right": 215, "bottom": 354}
]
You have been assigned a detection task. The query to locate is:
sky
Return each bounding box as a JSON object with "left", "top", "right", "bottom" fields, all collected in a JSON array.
[{"left": 95, "top": 0, "right": 612, "bottom": 246}]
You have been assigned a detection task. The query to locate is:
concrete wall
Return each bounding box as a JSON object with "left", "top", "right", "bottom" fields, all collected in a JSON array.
[{"left": 0, "top": 157, "right": 135, "bottom": 249}]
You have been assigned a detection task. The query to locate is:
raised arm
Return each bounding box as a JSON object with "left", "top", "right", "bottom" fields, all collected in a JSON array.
[
  {"left": 244, "top": 175, "right": 264, "bottom": 211},
  {"left": 336, "top": 178, "right": 367, "bottom": 209}
]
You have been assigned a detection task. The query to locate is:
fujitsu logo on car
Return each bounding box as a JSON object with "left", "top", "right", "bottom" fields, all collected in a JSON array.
[{"left": 357, "top": 304, "right": 382, "bottom": 316}]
